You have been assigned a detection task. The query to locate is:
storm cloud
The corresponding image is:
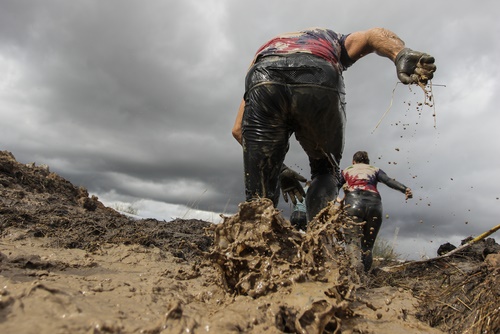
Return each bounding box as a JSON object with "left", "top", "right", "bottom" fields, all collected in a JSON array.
[{"left": 1, "top": 0, "right": 499, "bottom": 259}]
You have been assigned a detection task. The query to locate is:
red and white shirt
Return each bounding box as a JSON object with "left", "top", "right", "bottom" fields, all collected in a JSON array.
[{"left": 254, "top": 27, "right": 353, "bottom": 71}]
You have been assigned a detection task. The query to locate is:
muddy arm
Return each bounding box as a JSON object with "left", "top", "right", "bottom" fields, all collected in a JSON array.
[{"left": 344, "top": 27, "right": 405, "bottom": 63}]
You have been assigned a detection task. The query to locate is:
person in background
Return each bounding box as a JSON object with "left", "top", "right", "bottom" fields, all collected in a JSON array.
[
  {"left": 290, "top": 180, "right": 311, "bottom": 231},
  {"left": 232, "top": 27, "right": 435, "bottom": 225},
  {"left": 339, "top": 151, "right": 413, "bottom": 271}
]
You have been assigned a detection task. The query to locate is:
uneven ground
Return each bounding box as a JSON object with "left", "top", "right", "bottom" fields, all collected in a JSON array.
[{"left": 0, "top": 150, "right": 498, "bottom": 334}]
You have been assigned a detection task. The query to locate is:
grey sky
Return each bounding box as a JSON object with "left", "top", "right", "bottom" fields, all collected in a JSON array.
[{"left": 1, "top": 0, "right": 499, "bottom": 259}]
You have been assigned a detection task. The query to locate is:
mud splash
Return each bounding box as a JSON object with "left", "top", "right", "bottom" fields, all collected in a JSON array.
[{"left": 209, "top": 198, "right": 368, "bottom": 333}]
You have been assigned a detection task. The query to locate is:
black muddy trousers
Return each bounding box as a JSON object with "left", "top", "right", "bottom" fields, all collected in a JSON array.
[
  {"left": 344, "top": 190, "right": 384, "bottom": 271},
  {"left": 242, "top": 54, "right": 346, "bottom": 221}
]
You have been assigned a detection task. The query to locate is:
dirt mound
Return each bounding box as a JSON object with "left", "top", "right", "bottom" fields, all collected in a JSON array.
[
  {"left": 0, "top": 150, "right": 211, "bottom": 261},
  {"left": 0, "top": 150, "right": 498, "bottom": 333}
]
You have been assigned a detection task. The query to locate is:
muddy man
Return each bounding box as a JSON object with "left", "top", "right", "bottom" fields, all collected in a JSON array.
[{"left": 232, "top": 27, "right": 436, "bottom": 224}]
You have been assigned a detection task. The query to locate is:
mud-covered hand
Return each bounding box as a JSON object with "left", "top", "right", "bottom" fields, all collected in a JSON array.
[
  {"left": 395, "top": 48, "right": 436, "bottom": 85},
  {"left": 405, "top": 187, "right": 413, "bottom": 200},
  {"left": 279, "top": 165, "right": 307, "bottom": 205}
]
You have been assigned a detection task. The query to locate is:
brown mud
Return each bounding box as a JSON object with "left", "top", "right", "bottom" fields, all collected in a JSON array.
[{"left": 0, "top": 151, "right": 498, "bottom": 334}]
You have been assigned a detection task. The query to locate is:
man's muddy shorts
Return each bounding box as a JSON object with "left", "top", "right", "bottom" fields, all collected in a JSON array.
[{"left": 243, "top": 53, "right": 347, "bottom": 178}]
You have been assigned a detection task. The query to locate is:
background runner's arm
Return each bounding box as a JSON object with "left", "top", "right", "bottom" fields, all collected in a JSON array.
[{"left": 377, "top": 170, "right": 407, "bottom": 193}]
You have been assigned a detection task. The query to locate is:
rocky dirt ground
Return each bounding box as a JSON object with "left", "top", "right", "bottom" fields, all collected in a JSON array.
[{"left": 0, "top": 150, "right": 498, "bottom": 334}]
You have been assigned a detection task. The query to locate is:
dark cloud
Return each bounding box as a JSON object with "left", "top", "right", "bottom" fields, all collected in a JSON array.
[{"left": 1, "top": 0, "right": 499, "bottom": 259}]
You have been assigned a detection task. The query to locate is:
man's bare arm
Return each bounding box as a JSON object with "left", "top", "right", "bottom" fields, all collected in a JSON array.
[
  {"left": 345, "top": 27, "right": 436, "bottom": 84},
  {"left": 232, "top": 99, "right": 245, "bottom": 145},
  {"left": 344, "top": 27, "right": 405, "bottom": 62}
]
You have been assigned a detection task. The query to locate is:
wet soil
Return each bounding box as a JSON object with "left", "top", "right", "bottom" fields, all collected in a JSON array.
[{"left": 0, "top": 151, "right": 498, "bottom": 333}]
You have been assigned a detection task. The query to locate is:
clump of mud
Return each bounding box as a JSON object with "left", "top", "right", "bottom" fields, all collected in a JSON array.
[
  {"left": 209, "top": 198, "right": 369, "bottom": 332},
  {"left": 210, "top": 199, "right": 362, "bottom": 296}
]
